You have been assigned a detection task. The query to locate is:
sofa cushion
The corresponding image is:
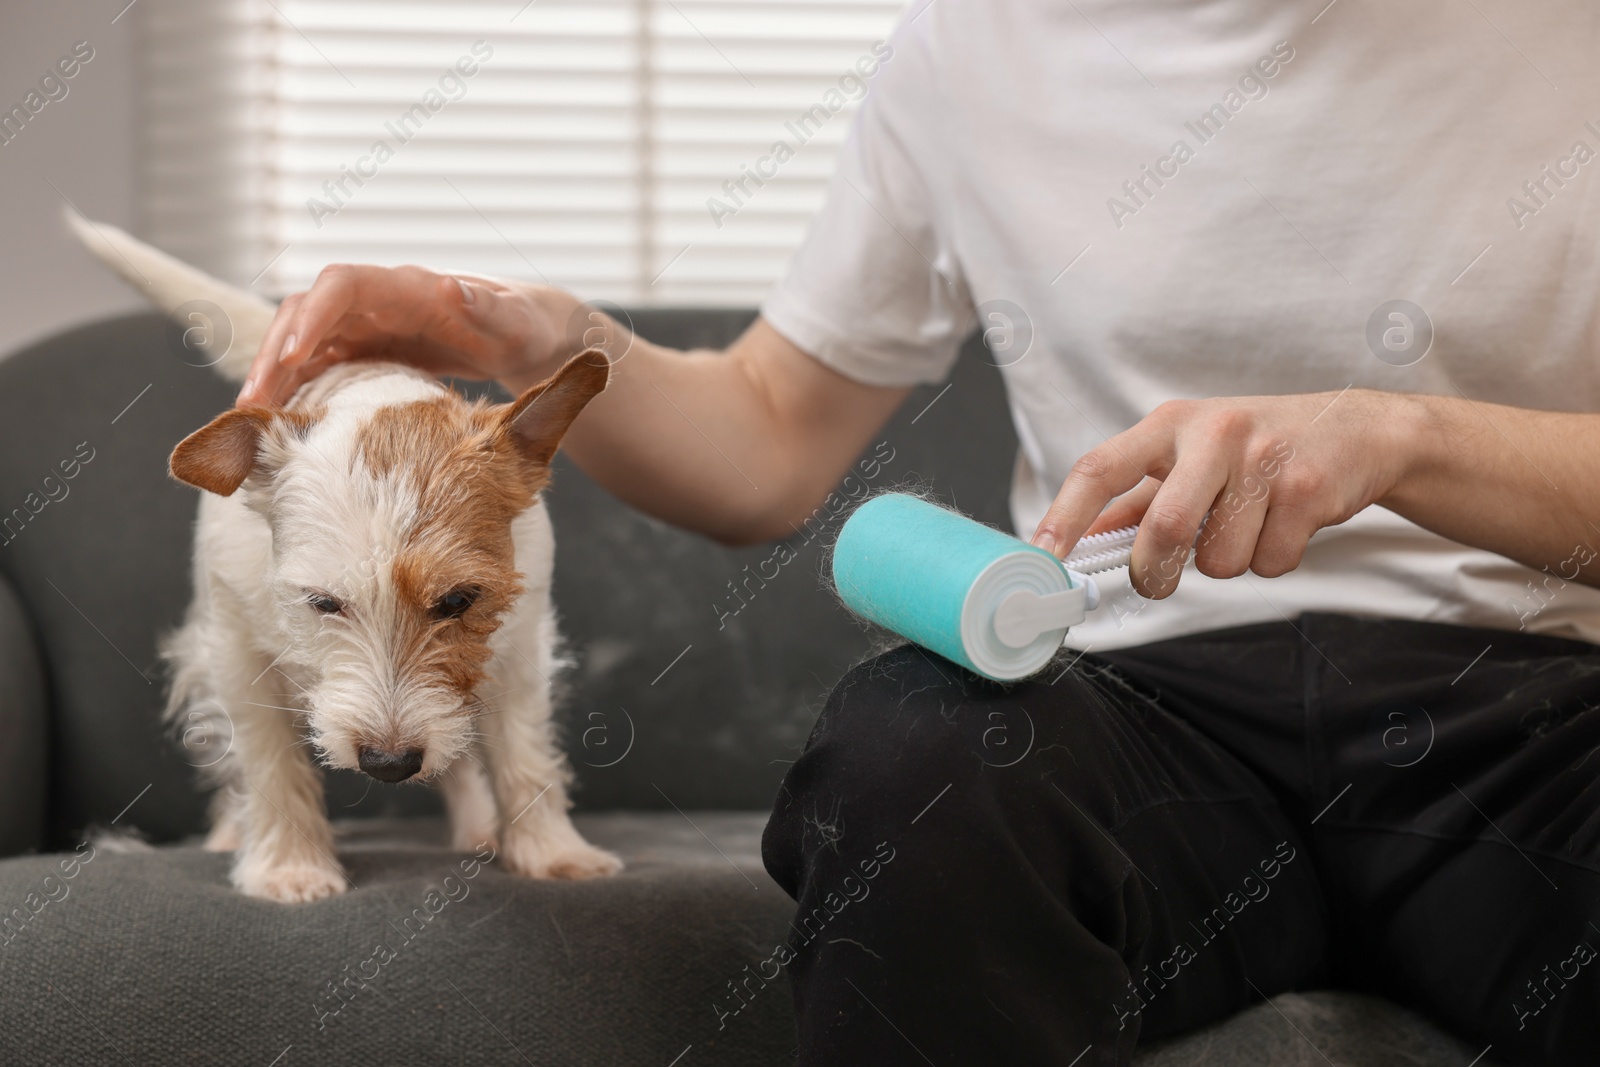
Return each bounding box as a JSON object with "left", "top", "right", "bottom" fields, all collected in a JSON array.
[
  {"left": 1137, "top": 991, "right": 1495, "bottom": 1066},
  {"left": 0, "top": 812, "right": 1498, "bottom": 1066},
  {"left": 0, "top": 812, "right": 797, "bottom": 1065}
]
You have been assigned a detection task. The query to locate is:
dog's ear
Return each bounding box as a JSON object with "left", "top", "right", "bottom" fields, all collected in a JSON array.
[
  {"left": 497, "top": 348, "right": 610, "bottom": 466},
  {"left": 170, "top": 408, "right": 292, "bottom": 496}
]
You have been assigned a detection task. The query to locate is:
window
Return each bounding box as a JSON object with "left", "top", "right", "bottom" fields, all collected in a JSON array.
[{"left": 138, "top": 0, "right": 906, "bottom": 305}]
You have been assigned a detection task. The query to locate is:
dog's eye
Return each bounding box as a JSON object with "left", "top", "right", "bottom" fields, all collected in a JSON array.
[
  {"left": 307, "top": 593, "right": 343, "bottom": 615},
  {"left": 433, "top": 589, "right": 477, "bottom": 620}
]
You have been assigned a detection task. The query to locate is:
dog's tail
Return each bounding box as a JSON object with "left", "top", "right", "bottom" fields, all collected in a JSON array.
[{"left": 64, "top": 209, "right": 276, "bottom": 384}]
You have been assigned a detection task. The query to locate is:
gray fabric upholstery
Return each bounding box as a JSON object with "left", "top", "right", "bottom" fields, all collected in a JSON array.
[
  {"left": 0, "top": 311, "right": 1490, "bottom": 1063},
  {"left": 0, "top": 815, "right": 795, "bottom": 1065},
  {"left": 0, "top": 814, "right": 1497, "bottom": 1067},
  {"left": 1136, "top": 992, "right": 1495, "bottom": 1066},
  {"left": 0, "top": 569, "right": 46, "bottom": 856}
]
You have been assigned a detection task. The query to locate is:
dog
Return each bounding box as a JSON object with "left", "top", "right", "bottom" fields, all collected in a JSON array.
[{"left": 69, "top": 215, "right": 623, "bottom": 902}]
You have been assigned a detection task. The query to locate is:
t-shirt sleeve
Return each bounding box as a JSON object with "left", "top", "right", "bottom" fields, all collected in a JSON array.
[{"left": 761, "top": 30, "right": 974, "bottom": 388}]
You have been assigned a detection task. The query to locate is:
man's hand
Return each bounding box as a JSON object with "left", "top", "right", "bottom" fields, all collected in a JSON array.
[
  {"left": 229, "top": 261, "right": 908, "bottom": 546},
  {"left": 236, "top": 265, "right": 587, "bottom": 406},
  {"left": 1031, "top": 390, "right": 1417, "bottom": 598}
]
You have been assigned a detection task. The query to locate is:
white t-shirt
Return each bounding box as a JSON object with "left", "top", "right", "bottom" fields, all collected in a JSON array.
[{"left": 763, "top": 0, "right": 1600, "bottom": 651}]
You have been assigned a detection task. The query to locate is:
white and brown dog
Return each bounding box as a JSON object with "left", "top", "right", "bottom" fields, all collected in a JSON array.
[{"left": 70, "top": 216, "right": 622, "bottom": 902}]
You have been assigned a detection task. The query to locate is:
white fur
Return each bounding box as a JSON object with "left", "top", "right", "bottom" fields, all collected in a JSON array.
[
  {"left": 165, "top": 365, "right": 621, "bottom": 902},
  {"left": 72, "top": 218, "right": 622, "bottom": 902},
  {"left": 64, "top": 210, "right": 275, "bottom": 383}
]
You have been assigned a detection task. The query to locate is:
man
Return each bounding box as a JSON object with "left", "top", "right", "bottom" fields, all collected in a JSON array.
[{"left": 241, "top": 1, "right": 1600, "bottom": 1062}]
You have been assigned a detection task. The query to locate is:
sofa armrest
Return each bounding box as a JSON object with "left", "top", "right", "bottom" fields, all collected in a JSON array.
[{"left": 0, "top": 567, "right": 46, "bottom": 856}]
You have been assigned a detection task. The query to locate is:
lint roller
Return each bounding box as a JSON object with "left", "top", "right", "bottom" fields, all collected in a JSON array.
[{"left": 831, "top": 493, "right": 1137, "bottom": 683}]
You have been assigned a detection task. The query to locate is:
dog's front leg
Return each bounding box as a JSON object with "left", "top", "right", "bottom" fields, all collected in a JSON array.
[
  {"left": 438, "top": 757, "right": 499, "bottom": 853},
  {"left": 224, "top": 663, "right": 348, "bottom": 903},
  {"left": 479, "top": 670, "right": 621, "bottom": 880}
]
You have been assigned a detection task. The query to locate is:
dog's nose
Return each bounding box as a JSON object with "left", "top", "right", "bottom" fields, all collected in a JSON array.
[{"left": 358, "top": 746, "right": 424, "bottom": 783}]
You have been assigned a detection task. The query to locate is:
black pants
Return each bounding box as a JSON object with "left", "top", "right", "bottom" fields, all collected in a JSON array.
[{"left": 761, "top": 614, "right": 1600, "bottom": 1066}]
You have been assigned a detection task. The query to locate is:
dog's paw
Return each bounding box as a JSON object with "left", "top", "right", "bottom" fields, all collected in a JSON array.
[
  {"left": 544, "top": 845, "right": 624, "bottom": 881},
  {"left": 502, "top": 838, "right": 623, "bottom": 881},
  {"left": 238, "top": 863, "right": 348, "bottom": 903}
]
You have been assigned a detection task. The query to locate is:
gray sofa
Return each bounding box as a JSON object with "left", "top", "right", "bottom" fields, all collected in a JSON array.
[{"left": 0, "top": 311, "right": 1497, "bottom": 1064}]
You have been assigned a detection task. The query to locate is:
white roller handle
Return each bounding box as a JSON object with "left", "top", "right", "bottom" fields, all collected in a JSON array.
[{"left": 993, "top": 582, "right": 1091, "bottom": 648}]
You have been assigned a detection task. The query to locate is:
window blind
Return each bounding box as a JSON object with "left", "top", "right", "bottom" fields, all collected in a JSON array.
[{"left": 138, "top": 0, "right": 906, "bottom": 306}]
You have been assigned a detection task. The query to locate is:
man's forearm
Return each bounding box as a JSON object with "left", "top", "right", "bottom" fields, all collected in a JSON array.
[
  {"left": 513, "top": 292, "right": 909, "bottom": 546},
  {"left": 1384, "top": 391, "right": 1600, "bottom": 586}
]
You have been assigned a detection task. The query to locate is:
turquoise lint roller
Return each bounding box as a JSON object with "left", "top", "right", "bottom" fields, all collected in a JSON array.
[{"left": 831, "top": 493, "right": 1136, "bottom": 682}]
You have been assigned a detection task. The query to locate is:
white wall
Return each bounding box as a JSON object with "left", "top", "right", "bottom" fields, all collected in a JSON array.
[{"left": 0, "top": 1, "right": 144, "bottom": 360}]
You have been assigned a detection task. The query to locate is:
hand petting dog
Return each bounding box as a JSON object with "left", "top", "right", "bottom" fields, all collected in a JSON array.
[{"left": 236, "top": 265, "right": 588, "bottom": 408}]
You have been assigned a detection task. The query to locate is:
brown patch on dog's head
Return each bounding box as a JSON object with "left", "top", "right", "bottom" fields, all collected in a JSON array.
[
  {"left": 170, "top": 407, "right": 320, "bottom": 496},
  {"left": 354, "top": 349, "right": 610, "bottom": 697}
]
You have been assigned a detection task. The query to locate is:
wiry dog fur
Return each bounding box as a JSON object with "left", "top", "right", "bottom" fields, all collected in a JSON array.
[
  {"left": 64, "top": 214, "right": 626, "bottom": 903},
  {"left": 162, "top": 354, "right": 623, "bottom": 902}
]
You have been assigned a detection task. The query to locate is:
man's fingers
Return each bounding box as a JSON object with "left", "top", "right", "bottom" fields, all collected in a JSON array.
[
  {"left": 1084, "top": 477, "right": 1160, "bottom": 536},
  {"left": 238, "top": 292, "right": 304, "bottom": 406},
  {"left": 276, "top": 265, "right": 368, "bottom": 368},
  {"left": 1031, "top": 430, "right": 1169, "bottom": 558},
  {"left": 1250, "top": 501, "right": 1321, "bottom": 578},
  {"left": 1191, "top": 474, "right": 1270, "bottom": 580},
  {"left": 266, "top": 346, "right": 341, "bottom": 406},
  {"left": 436, "top": 273, "right": 509, "bottom": 354},
  {"left": 295, "top": 265, "right": 505, "bottom": 367},
  {"left": 451, "top": 273, "right": 537, "bottom": 364},
  {"left": 237, "top": 265, "right": 504, "bottom": 407},
  {"left": 1128, "top": 454, "right": 1229, "bottom": 598}
]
